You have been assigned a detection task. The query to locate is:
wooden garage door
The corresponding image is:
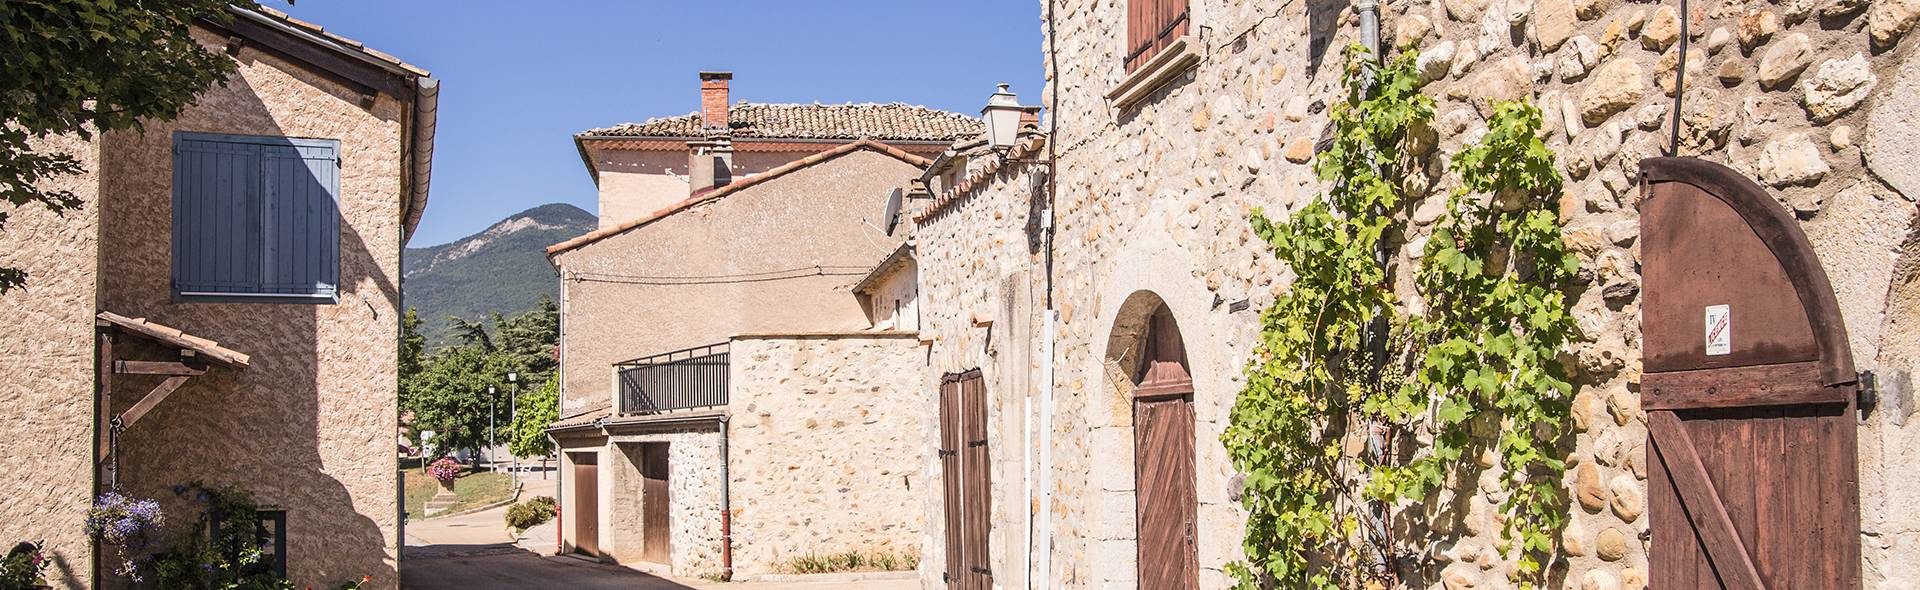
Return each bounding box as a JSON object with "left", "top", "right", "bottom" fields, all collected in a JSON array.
[
  {"left": 939, "top": 370, "right": 992, "bottom": 590},
  {"left": 640, "top": 443, "right": 671, "bottom": 564},
  {"left": 570, "top": 452, "right": 600, "bottom": 557},
  {"left": 1639, "top": 157, "right": 1861, "bottom": 589}
]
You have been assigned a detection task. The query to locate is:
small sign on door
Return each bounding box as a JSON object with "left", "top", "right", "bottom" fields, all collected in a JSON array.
[{"left": 1705, "top": 304, "right": 1731, "bottom": 356}]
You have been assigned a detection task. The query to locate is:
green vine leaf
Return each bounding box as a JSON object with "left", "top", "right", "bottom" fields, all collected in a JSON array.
[{"left": 1225, "top": 46, "right": 1580, "bottom": 590}]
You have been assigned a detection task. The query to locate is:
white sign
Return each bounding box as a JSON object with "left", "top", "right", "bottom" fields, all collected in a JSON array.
[{"left": 1705, "top": 304, "right": 1731, "bottom": 356}]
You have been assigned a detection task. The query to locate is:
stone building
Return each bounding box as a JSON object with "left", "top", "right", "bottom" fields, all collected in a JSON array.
[
  {"left": 0, "top": 5, "right": 436, "bottom": 588},
  {"left": 902, "top": 0, "right": 1920, "bottom": 588},
  {"left": 543, "top": 78, "right": 978, "bottom": 579}
]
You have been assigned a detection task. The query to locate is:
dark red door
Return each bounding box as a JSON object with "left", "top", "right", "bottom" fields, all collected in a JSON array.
[
  {"left": 1639, "top": 157, "right": 1861, "bottom": 589},
  {"left": 1134, "top": 306, "right": 1197, "bottom": 590},
  {"left": 939, "top": 371, "right": 991, "bottom": 590}
]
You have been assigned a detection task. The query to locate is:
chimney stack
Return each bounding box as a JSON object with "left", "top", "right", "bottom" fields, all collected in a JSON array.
[
  {"left": 699, "top": 71, "right": 732, "bottom": 131},
  {"left": 687, "top": 135, "right": 734, "bottom": 194}
]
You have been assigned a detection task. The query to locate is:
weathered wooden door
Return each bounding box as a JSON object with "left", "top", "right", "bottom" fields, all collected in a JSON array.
[
  {"left": 571, "top": 452, "right": 600, "bottom": 556},
  {"left": 1134, "top": 306, "right": 1198, "bottom": 590},
  {"left": 640, "top": 443, "right": 671, "bottom": 564},
  {"left": 1639, "top": 157, "right": 1861, "bottom": 589},
  {"left": 939, "top": 370, "right": 992, "bottom": 590}
]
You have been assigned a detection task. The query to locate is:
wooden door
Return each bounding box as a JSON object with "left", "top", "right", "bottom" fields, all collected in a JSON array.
[
  {"left": 939, "top": 370, "right": 992, "bottom": 590},
  {"left": 571, "top": 452, "right": 600, "bottom": 556},
  {"left": 640, "top": 443, "right": 671, "bottom": 564},
  {"left": 1639, "top": 157, "right": 1861, "bottom": 589},
  {"left": 1133, "top": 306, "right": 1198, "bottom": 590}
]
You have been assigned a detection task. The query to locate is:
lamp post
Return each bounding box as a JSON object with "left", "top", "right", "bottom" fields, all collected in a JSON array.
[
  {"left": 487, "top": 385, "right": 497, "bottom": 469},
  {"left": 982, "top": 83, "right": 1023, "bottom": 151},
  {"left": 507, "top": 371, "right": 519, "bottom": 483}
]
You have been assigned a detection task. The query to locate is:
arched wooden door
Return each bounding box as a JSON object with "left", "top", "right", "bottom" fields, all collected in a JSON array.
[
  {"left": 1134, "top": 305, "right": 1197, "bottom": 590},
  {"left": 1639, "top": 157, "right": 1861, "bottom": 589}
]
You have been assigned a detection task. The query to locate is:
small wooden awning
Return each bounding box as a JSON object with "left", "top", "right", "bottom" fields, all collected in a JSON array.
[
  {"left": 97, "top": 311, "right": 251, "bottom": 368},
  {"left": 95, "top": 312, "right": 251, "bottom": 476}
]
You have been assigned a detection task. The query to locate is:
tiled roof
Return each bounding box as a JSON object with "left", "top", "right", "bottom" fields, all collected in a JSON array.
[
  {"left": 549, "top": 139, "right": 930, "bottom": 257},
  {"left": 914, "top": 131, "right": 1049, "bottom": 223},
  {"left": 582, "top": 102, "right": 982, "bottom": 142},
  {"left": 238, "top": 5, "right": 431, "bottom": 77},
  {"left": 98, "top": 312, "right": 251, "bottom": 368}
]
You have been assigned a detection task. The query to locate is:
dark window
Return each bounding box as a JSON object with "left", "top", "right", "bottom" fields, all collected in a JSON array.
[
  {"left": 1126, "top": 0, "right": 1191, "bottom": 72},
  {"left": 209, "top": 509, "right": 287, "bottom": 578},
  {"left": 172, "top": 132, "right": 341, "bottom": 303}
]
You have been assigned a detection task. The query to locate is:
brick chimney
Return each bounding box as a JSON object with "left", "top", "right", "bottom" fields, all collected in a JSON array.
[{"left": 699, "top": 71, "right": 732, "bottom": 131}]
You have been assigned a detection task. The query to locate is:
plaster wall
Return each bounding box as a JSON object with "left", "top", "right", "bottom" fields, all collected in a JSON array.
[
  {"left": 588, "top": 147, "right": 841, "bottom": 229},
  {"left": 906, "top": 0, "right": 1920, "bottom": 587},
  {"left": 0, "top": 133, "right": 100, "bottom": 588},
  {"left": 863, "top": 261, "right": 923, "bottom": 331},
  {"left": 92, "top": 28, "right": 405, "bottom": 588},
  {"left": 725, "top": 333, "right": 929, "bottom": 579},
  {"left": 553, "top": 148, "right": 916, "bottom": 414}
]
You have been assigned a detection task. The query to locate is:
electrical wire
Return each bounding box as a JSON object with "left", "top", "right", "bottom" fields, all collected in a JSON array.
[{"left": 563, "top": 264, "right": 870, "bottom": 286}]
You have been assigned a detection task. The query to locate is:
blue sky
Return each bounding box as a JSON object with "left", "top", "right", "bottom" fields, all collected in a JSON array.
[{"left": 278, "top": 1, "right": 1046, "bottom": 247}]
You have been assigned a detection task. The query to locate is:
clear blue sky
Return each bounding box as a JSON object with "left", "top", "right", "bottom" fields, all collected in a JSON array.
[{"left": 278, "top": 1, "right": 1045, "bottom": 247}]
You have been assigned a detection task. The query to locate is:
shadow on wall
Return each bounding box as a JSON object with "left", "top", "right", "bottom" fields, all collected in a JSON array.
[{"left": 95, "top": 47, "right": 398, "bottom": 587}]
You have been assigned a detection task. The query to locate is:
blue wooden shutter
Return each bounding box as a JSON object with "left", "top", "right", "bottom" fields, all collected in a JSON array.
[
  {"left": 260, "top": 142, "right": 340, "bottom": 297},
  {"left": 172, "top": 133, "right": 340, "bottom": 301}
]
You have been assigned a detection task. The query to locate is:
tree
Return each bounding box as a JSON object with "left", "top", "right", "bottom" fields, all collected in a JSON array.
[
  {"left": 0, "top": 0, "right": 244, "bottom": 292},
  {"left": 404, "top": 344, "right": 511, "bottom": 457},
  {"left": 400, "top": 308, "right": 426, "bottom": 378},
  {"left": 400, "top": 302, "right": 561, "bottom": 459},
  {"left": 508, "top": 375, "right": 558, "bottom": 458}
]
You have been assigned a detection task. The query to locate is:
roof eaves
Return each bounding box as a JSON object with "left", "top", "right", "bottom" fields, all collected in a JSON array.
[{"left": 852, "top": 241, "right": 916, "bottom": 295}]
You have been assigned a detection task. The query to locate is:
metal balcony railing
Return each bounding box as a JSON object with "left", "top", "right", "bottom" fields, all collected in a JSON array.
[{"left": 616, "top": 342, "right": 729, "bottom": 414}]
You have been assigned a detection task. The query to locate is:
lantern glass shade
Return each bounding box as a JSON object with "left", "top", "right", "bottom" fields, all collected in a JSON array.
[
  {"left": 982, "top": 83, "right": 1022, "bottom": 150},
  {"left": 508, "top": 371, "right": 517, "bottom": 383}
]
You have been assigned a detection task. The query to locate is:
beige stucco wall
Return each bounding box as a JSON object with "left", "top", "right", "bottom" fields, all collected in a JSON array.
[
  {"left": 899, "top": 0, "right": 1920, "bottom": 587},
  {"left": 0, "top": 132, "right": 101, "bottom": 588},
  {"left": 726, "top": 333, "right": 929, "bottom": 579},
  {"left": 862, "top": 260, "right": 922, "bottom": 331},
  {"left": 92, "top": 28, "right": 405, "bottom": 589},
  {"left": 553, "top": 148, "right": 917, "bottom": 414},
  {"left": 589, "top": 146, "right": 848, "bottom": 229}
]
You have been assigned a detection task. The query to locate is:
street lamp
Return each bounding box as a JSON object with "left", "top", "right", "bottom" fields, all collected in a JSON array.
[
  {"left": 487, "top": 385, "right": 497, "bottom": 468},
  {"left": 981, "top": 83, "right": 1022, "bottom": 150},
  {"left": 507, "top": 371, "right": 519, "bottom": 483}
]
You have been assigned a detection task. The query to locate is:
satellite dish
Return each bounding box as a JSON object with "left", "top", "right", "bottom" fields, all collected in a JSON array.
[{"left": 882, "top": 187, "right": 904, "bottom": 235}]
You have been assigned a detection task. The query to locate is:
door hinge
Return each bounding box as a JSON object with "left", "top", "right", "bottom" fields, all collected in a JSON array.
[
  {"left": 1186, "top": 519, "right": 1195, "bottom": 544},
  {"left": 971, "top": 566, "right": 993, "bottom": 576},
  {"left": 967, "top": 440, "right": 988, "bottom": 448},
  {"left": 937, "top": 449, "right": 957, "bottom": 458}
]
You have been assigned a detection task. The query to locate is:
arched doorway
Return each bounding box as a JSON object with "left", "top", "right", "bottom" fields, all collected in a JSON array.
[
  {"left": 1639, "top": 157, "right": 1861, "bottom": 588},
  {"left": 1129, "top": 302, "right": 1198, "bottom": 590}
]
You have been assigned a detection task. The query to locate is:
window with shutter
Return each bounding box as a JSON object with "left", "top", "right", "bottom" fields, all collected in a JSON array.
[
  {"left": 172, "top": 132, "right": 341, "bottom": 303},
  {"left": 1126, "top": 0, "right": 1191, "bottom": 73}
]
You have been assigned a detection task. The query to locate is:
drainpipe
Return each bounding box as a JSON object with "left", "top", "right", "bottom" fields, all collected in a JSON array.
[
  {"left": 720, "top": 415, "right": 734, "bottom": 581},
  {"left": 1357, "top": 0, "right": 1382, "bottom": 59},
  {"left": 1037, "top": 0, "right": 1061, "bottom": 586}
]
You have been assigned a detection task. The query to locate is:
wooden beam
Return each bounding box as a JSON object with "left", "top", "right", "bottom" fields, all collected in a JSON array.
[
  {"left": 113, "top": 360, "right": 208, "bottom": 376},
  {"left": 202, "top": 14, "right": 409, "bottom": 99},
  {"left": 116, "top": 376, "right": 192, "bottom": 431},
  {"left": 95, "top": 329, "right": 114, "bottom": 470},
  {"left": 1649, "top": 411, "right": 1767, "bottom": 590},
  {"left": 1643, "top": 361, "right": 1850, "bottom": 410}
]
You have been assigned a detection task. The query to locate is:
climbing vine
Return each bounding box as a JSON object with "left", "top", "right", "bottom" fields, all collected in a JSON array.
[{"left": 1224, "top": 46, "right": 1578, "bottom": 589}]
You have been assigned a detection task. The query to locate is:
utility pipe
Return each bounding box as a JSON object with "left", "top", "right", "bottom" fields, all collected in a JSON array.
[
  {"left": 1038, "top": 0, "right": 1062, "bottom": 585},
  {"left": 720, "top": 415, "right": 734, "bottom": 581}
]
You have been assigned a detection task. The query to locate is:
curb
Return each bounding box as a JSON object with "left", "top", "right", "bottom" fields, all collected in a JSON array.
[
  {"left": 740, "top": 571, "right": 918, "bottom": 583},
  {"left": 417, "top": 479, "right": 524, "bottom": 521}
]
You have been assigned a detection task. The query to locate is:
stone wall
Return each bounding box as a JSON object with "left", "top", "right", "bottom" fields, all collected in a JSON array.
[
  {"left": 899, "top": 0, "right": 1920, "bottom": 587},
  {"left": 604, "top": 427, "right": 725, "bottom": 576},
  {"left": 726, "top": 333, "right": 930, "bottom": 579},
  {"left": 0, "top": 133, "right": 100, "bottom": 588},
  {"left": 94, "top": 27, "right": 407, "bottom": 588},
  {"left": 909, "top": 140, "right": 1050, "bottom": 588}
]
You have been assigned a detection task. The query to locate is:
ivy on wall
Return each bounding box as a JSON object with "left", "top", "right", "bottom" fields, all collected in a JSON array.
[{"left": 1223, "top": 46, "right": 1578, "bottom": 589}]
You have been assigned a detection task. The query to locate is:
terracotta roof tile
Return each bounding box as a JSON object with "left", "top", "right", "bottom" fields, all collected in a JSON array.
[
  {"left": 97, "top": 312, "right": 251, "bottom": 368},
  {"left": 582, "top": 102, "right": 981, "bottom": 142}
]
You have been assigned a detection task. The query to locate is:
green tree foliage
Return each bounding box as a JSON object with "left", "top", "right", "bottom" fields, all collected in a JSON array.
[
  {"left": 509, "top": 374, "right": 558, "bottom": 458},
  {"left": 401, "top": 301, "right": 560, "bottom": 458},
  {"left": 1224, "top": 47, "right": 1577, "bottom": 589},
  {"left": 0, "top": 0, "right": 243, "bottom": 292}
]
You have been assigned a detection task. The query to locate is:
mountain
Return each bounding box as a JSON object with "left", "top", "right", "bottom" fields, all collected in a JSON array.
[{"left": 404, "top": 203, "right": 596, "bottom": 348}]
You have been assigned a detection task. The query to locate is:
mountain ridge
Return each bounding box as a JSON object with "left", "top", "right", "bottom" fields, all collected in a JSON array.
[{"left": 404, "top": 203, "right": 595, "bottom": 347}]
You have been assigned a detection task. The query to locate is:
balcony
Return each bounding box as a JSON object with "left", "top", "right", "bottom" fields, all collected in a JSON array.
[{"left": 616, "top": 342, "right": 729, "bottom": 415}]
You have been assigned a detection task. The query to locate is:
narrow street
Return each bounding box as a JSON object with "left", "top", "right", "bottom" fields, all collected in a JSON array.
[{"left": 400, "top": 477, "right": 913, "bottom": 589}]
